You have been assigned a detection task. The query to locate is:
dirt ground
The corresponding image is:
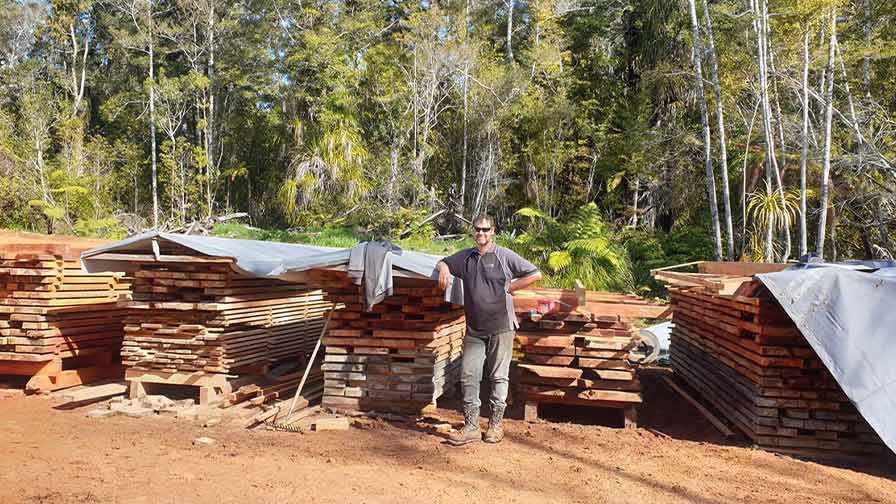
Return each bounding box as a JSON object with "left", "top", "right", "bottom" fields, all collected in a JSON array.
[{"left": 1, "top": 376, "right": 895, "bottom": 504}]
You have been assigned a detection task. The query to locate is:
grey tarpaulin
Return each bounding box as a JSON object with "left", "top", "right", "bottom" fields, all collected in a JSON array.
[
  {"left": 81, "top": 231, "right": 464, "bottom": 305},
  {"left": 757, "top": 263, "right": 896, "bottom": 453}
]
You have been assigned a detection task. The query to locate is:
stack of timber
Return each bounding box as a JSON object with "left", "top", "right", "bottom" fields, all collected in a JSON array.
[
  {"left": 514, "top": 301, "right": 645, "bottom": 425},
  {"left": 86, "top": 244, "right": 333, "bottom": 404},
  {"left": 0, "top": 249, "right": 130, "bottom": 392},
  {"left": 513, "top": 287, "right": 670, "bottom": 320},
  {"left": 310, "top": 269, "right": 465, "bottom": 414},
  {"left": 658, "top": 264, "right": 886, "bottom": 458}
]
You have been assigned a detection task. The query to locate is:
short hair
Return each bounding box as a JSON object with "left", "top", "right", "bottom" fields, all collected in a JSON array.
[{"left": 472, "top": 213, "right": 494, "bottom": 228}]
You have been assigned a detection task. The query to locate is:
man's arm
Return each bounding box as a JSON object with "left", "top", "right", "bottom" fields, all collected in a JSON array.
[
  {"left": 437, "top": 260, "right": 452, "bottom": 290},
  {"left": 508, "top": 270, "right": 542, "bottom": 294},
  {"left": 501, "top": 248, "right": 542, "bottom": 294},
  {"left": 437, "top": 250, "right": 467, "bottom": 290}
]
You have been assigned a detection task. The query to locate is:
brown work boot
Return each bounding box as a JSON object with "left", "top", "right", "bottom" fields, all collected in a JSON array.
[
  {"left": 484, "top": 405, "right": 505, "bottom": 444},
  {"left": 448, "top": 407, "right": 481, "bottom": 446}
]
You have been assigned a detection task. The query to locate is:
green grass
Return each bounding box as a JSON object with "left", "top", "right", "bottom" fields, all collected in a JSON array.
[{"left": 212, "top": 223, "right": 474, "bottom": 256}]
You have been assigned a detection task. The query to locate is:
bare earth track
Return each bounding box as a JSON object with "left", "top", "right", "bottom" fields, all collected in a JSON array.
[
  {"left": 0, "top": 230, "right": 111, "bottom": 252},
  {"left": 1, "top": 377, "right": 894, "bottom": 504}
]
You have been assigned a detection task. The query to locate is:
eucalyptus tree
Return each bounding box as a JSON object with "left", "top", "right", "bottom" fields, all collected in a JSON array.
[
  {"left": 48, "top": 0, "right": 95, "bottom": 118},
  {"left": 108, "top": 0, "right": 164, "bottom": 228},
  {"left": 799, "top": 26, "right": 810, "bottom": 257},
  {"left": 701, "top": 0, "right": 734, "bottom": 259},
  {"left": 749, "top": 0, "right": 790, "bottom": 261},
  {"left": 686, "top": 0, "right": 723, "bottom": 260},
  {"left": 816, "top": 8, "right": 837, "bottom": 259}
]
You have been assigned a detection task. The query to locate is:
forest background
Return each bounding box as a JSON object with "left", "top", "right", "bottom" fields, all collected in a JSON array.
[{"left": 1, "top": 0, "right": 894, "bottom": 295}]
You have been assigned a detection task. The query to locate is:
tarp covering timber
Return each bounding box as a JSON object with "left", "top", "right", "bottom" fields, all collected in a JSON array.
[
  {"left": 757, "top": 261, "right": 896, "bottom": 454},
  {"left": 80, "top": 231, "right": 465, "bottom": 305}
]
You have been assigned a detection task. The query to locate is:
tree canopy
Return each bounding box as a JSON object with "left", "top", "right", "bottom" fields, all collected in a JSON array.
[{"left": 1, "top": 0, "right": 894, "bottom": 264}]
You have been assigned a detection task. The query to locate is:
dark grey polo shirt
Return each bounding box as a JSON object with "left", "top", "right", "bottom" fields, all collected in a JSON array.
[{"left": 442, "top": 245, "right": 539, "bottom": 335}]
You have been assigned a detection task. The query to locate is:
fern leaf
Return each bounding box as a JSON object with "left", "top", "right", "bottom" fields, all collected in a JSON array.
[
  {"left": 515, "top": 207, "right": 557, "bottom": 224},
  {"left": 547, "top": 251, "right": 572, "bottom": 272}
]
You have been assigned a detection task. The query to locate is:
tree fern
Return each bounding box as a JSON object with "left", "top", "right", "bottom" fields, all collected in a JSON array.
[{"left": 511, "top": 203, "right": 635, "bottom": 292}]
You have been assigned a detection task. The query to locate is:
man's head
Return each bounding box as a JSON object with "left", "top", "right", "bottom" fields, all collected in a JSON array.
[{"left": 472, "top": 214, "right": 495, "bottom": 247}]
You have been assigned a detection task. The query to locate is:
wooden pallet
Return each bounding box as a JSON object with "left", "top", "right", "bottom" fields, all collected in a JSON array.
[
  {"left": 126, "top": 367, "right": 241, "bottom": 406},
  {"left": 0, "top": 350, "right": 122, "bottom": 393}
]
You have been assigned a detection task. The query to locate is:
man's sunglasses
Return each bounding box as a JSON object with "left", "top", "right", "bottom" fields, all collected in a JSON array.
[{"left": 474, "top": 226, "right": 492, "bottom": 233}]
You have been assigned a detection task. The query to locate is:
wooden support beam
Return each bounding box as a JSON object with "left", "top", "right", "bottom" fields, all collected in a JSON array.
[
  {"left": 662, "top": 375, "right": 734, "bottom": 437},
  {"left": 86, "top": 253, "right": 235, "bottom": 264}
]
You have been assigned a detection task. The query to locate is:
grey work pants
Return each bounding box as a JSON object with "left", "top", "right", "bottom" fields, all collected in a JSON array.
[{"left": 461, "top": 329, "right": 515, "bottom": 413}]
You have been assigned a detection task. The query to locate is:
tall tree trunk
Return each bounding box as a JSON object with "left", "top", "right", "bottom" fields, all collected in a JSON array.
[
  {"left": 702, "top": 0, "right": 734, "bottom": 259},
  {"left": 830, "top": 203, "right": 838, "bottom": 261},
  {"left": 751, "top": 0, "right": 774, "bottom": 260},
  {"left": 878, "top": 198, "right": 892, "bottom": 257},
  {"left": 741, "top": 100, "right": 760, "bottom": 256},
  {"left": 752, "top": 0, "right": 789, "bottom": 261},
  {"left": 835, "top": 42, "right": 865, "bottom": 150},
  {"left": 180, "top": 155, "right": 187, "bottom": 223},
  {"left": 506, "top": 0, "right": 514, "bottom": 61},
  {"left": 687, "top": 0, "right": 723, "bottom": 260},
  {"left": 765, "top": 1, "right": 792, "bottom": 261},
  {"left": 768, "top": 47, "right": 793, "bottom": 260},
  {"left": 863, "top": 0, "right": 872, "bottom": 96},
  {"left": 461, "top": 67, "right": 468, "bottom": 213},
  {"left": 69, "top": 23, "right": 88, "bottom": 117},
  {"left": 815, "top": 22, "right": 827, "bottom": 130},
  {"left": 631, "top": 177, "right": 640, "bottom": 228},
  {"left": 205, "top": 0, "right": 217, "bottom": 218},
  {"left": 799, "top": 29, "right": 810, "bottom": 258},
  {"left": 816, "top": 10, "right": 837, "bottom": 259},
  {"left": 460, "top": 1, "right": 470, "bottom": 215},
  {"left": 148, "top": 10, "right": 159, "bottom": 229},
  {"left": 388, "top": 142, "right": 399, "bottom": 210}
]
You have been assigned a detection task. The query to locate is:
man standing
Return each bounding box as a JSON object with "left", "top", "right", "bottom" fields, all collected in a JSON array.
[{"left": 437, "top": 214, "right": 542, "bottom": 445}]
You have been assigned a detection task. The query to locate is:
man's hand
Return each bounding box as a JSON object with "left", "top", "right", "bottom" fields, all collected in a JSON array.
[
  {"left": 437, "top": 261, "right": 452, "bottom": 290},
  {"left": 508, "top": 271, "right": 543, "bottom": 295}
]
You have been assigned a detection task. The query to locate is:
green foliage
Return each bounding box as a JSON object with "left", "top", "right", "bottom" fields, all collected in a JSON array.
[
  {"left": 747, "top": 181, "right": 800, "bottom": 235},
  {"left": 212, "top": 223, "right": 472, "bottom": 256},
  {"left": 622, "top": 225, "right": 716, "bottom": 297},
  {"left": 0, "top": 0, "right": 892, "bottom": 266},
  {"left": 510, "top": 202, "right": 635, "bottom": 292},
  {"left": 213, "top": 223, "right": 361, "bottom": 248},
  {"left": 73, "top": 217, "right": 127, "bottom": 239},
  {"left": 29, "top": 199, "right": 65, "bottom": 220}
]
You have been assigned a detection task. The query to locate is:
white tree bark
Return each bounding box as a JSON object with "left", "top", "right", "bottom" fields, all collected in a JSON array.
[
  {"left": 835, "top": 42, "right": 865, "bottom": 149},
  {"left": 863, "top": 0, "right": 872, "bottom": 96},
  {"left": 147, "top": 3, "right": 160, "bottom": 229},
  {"left": 204, "top": 0, "right": 218, "bottom": 218},
  {"left": 751, "top": 0, "right": 789, "bottom": 261},
  {"left": 799, "top": 29, "right": 810, "bottom": 258},
  {"left": 69, "top": 23, "right": 89, "bottom": 117},
  {"left": 702, "top": 0, "right": 734, "bottom": 259},
  {"left": 741, "top": 99, "right": 760, "bottom": 255},
  {"left": 816, "top": 10, "right": 837, "bottom": 259},
  {"left": 460, "top": 0, "right": 470, "bottom": 214},
  {"left": 114, "top": 0, "right": 161, "bottom": 228},
  {"left": 506, "top": 0, "right": 514, "bottom": 61},
  {"left": 687, "top": 0, "right": 723, "bottom": 260}
]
